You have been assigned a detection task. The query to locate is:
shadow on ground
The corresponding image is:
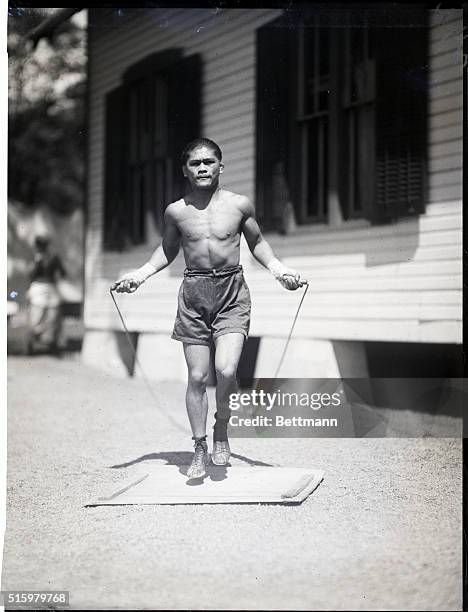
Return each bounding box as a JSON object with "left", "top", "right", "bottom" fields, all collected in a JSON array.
[{"left": 109, "top": 451, "right": 274, "bottom": 484}]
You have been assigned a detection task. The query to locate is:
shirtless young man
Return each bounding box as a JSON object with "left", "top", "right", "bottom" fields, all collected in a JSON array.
[{"left": 112, "top": 138, "right": 305, "bottom": 479}]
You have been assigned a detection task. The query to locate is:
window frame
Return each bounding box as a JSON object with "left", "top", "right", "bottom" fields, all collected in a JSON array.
[
  {"left": 296, "top": 22, "right": 330, "bottom": 224},
  {"left": 255, "top": 9, "right": 428, "bottom": 232}
]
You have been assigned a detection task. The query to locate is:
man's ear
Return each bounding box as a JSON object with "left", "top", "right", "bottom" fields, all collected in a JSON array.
[
  {"left": 220, "top": 163, "right": 224, "bottom": 173},
  {"left": 182, "top": 166, "right": 187, "bottom": 178}
]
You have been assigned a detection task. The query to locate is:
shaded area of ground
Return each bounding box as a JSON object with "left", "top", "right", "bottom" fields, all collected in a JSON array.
[{"left": 2, "top": 356, "right": 462, "bottom": 610}]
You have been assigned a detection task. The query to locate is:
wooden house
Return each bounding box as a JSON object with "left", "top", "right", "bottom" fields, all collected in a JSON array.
[{"left": 81, "top": 7, "right": 462, "bottom": 383}]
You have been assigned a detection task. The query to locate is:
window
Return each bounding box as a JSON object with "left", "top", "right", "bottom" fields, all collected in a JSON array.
[
  {"left": 342, "top": 24, "right": 375, "bottom": 219},
  {"left": 298, "top": 21, "right": 330, "bottom": 222},
  {"left": 256, "top": 7, "right": 428, "bottom": 230},
  {"left": 103, "top": 51, "right": 201, "bottom": 251}
]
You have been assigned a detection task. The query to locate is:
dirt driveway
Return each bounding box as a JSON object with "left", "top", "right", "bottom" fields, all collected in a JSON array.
[{"left": 2, "top": 356, "right": 462, "bottom": 610}]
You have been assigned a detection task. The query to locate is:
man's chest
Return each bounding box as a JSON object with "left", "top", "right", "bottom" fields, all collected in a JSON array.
[{"left": 177, "top": 206, "right": 243, "bottom": 241}]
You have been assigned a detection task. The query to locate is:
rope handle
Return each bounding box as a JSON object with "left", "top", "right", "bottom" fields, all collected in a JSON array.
[{"left": 279, "top": 273, "right": 309, "bottom": 289}]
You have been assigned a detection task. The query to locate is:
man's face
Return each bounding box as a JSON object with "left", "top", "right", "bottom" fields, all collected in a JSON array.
[{"left": 183, "top": 145, "right": 223, "bottom": 190}]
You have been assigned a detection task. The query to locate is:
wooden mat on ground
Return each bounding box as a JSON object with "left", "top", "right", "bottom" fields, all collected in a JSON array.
[{"left": 87, "top": 465, "right": 324, "bottom": 506}]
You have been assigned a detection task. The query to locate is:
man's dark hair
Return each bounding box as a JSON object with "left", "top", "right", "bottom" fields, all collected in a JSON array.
[{"left": 180, "top": 138, "right": 222, "bottom": 165}]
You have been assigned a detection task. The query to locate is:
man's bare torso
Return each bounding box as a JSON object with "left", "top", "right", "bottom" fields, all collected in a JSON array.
[{"left": 168, "top": 189, "right": 247, "bottom": 269}]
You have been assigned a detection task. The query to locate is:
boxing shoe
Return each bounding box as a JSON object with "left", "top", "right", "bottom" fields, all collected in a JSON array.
[
  {"left": 212, "top": 440, "right": 231, "bottom": 466},
  {"left": 187, "top": 436, "right": 209, "bottom": 479}
]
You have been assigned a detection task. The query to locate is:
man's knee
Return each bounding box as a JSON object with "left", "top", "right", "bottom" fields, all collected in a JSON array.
[
  {"left": 188, "top": 368, "right": 208, "bottom": 389},
  {"left": 215, "top": 363, "right": 238, "bottom": 383}
]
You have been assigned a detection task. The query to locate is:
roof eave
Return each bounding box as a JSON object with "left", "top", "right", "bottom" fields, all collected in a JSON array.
[{"left": 22, "top": 8, "right": 83, "bottom": 47}]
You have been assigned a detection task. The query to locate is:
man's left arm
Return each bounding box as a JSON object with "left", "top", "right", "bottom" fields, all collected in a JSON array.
[{"left": 240, "top": 197, "right": 306, "bottom": 290}]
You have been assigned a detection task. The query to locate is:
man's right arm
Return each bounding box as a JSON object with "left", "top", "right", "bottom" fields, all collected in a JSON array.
[{"left": 112, "top": 205, "right": 181, "bottom": 293}]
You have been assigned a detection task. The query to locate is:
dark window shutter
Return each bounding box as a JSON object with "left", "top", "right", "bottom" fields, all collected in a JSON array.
[
  {"left": 104, "top": 86, "right": 126, "bottom": 251},
  {"left": 372, "top": 7, "right": 428, "bottom": 223},
  {"left": 256, "top": 18, "right": 295, "bottom": 231},
  {"left": 103, "top": 52, "right": 202, "bottom": 251},
  {"left": 167, "top": 54, "right": 202, "bottom": 203}
]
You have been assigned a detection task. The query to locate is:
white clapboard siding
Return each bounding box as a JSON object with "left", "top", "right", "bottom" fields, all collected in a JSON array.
[
  {"left": 428, "top": 155, "right": 461, "bottom": 173},
  {"left": 98, "top": 290, "right": 463, "bottom": 309},
  {"left": 429, "top": 108, "right": 462, "bottom": 129},
  {"left": 429, "top": 33, "right": 461, "bottom": 56},
  {"left": 429, "top": 125, "right": 461, "bottom": 144},
  {"left": 430, "top": 94, "right": 462, "bottom": 115},
  {"left": 85, "top": 8, "right": 462, "bottom": 344},
  {"left": 431, "top": 50, "right": 461, "bottom": 71},
  {"left": 428, "top": 139, "right": 462, "bottom": 159}
]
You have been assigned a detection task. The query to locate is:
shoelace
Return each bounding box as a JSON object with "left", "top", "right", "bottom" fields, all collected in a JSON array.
[{"left": 191, "top": 441, "right": 208, "bottom": 466}]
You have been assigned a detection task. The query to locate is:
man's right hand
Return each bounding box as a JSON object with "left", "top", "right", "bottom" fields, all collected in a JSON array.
[{"left": 111, "top": 274, "right": 141, "bottom": 293}]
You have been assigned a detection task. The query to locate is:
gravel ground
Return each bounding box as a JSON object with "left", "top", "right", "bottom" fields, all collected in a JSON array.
[{"left": 2, "top": 355, "right": 462, "bottom": 611}]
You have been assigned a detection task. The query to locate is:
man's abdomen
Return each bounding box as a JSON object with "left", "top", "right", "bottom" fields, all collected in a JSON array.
[{"left": 183, "top": 235, "right": 241, "bottom": 270}]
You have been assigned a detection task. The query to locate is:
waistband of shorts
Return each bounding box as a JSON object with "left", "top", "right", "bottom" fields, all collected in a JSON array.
[{"left": 184, "top": 265, "right": 243, "bottom": 278}]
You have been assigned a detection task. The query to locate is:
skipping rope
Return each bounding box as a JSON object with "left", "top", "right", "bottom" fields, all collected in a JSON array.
[
  {"left": 109, "top": 288, "right": 188, "bottom": 433},
  {"left": 272, "top": 280, "right": 309, "bottom": 379},
  {"left": 109, "top": 279, "right": 309, "bottom": 425}
]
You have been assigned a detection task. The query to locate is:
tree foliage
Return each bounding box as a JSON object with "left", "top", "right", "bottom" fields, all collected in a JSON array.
[{"left": 8, "top": 7, "right": 86, "bottom": 215}]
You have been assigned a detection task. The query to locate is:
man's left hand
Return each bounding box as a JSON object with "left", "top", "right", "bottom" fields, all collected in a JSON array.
[{"left": 268, "top": 259, "right": 307, "bottom": 290}]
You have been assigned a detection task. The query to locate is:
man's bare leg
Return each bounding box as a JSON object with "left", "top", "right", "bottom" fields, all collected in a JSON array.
[
  {"left": 212, "top": 332, "right": 245, "bottom": 465},
  {"left": 183, "top": 342, "right": 211, "bottom": 478}
]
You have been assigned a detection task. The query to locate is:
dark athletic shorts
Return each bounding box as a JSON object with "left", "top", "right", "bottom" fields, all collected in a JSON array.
[{"left": 172, "top": 265, "right": 251, "bottom": 346}]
